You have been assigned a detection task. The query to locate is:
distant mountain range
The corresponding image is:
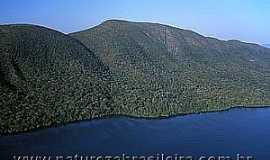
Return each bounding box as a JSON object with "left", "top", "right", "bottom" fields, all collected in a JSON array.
[
  {"left": 263, "top": 44, "right": 270, "bottom": 48},
  {"left": 1, "top": 20, "right": 270, "bottom": 134}
]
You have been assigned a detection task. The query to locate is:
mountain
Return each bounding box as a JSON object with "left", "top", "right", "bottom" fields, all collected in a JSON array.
[
  {"left": 71, "top": 20, "right": 270, "bottom": 116},
  {"left": 0, "top": 24, "right": 113, "bottom": 134},
  {"left": 263, "top": 44, "right": 270, "bottom": 48},
  {"left": 1, "top": 20, "right": 270, "bottom": 134}
]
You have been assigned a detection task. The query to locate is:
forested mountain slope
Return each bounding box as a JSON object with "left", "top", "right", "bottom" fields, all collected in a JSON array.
[
  {"left": 71, "top": 20, "right": 270, "bottom": 116},
  {"left": 1, "top": 20, "right": 270, "bottom": 134},
  {"left": 0, "top": 24, "right": 113, "bottom": 133}
]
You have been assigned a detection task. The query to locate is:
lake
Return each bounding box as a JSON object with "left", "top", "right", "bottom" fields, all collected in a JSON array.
[{"left": 0, "top": 107, "right": 270, "bottom": 160}]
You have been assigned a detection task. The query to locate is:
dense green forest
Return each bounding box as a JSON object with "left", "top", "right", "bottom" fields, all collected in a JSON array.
[
  {"left": 0, "top": 25, "right": 113, "bottom": 133},
  {"left": 71, "top": 20, "right": 270, "bottom": 116},
  {"left": 1, "top": 20, "right": 270, "bottom": 134}
]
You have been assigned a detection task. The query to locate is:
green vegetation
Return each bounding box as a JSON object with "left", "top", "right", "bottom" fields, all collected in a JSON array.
[
  {"left": 1, "top": 20, "right": 270, "bottom": 134},
  {"left": 0, "top": 24, "right": 113, "bottom": 133},
  {"left": 70, "top": 20, "right": 270, "bottom": 116}
]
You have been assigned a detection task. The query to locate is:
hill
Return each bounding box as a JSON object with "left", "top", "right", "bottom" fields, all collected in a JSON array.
[
  {"left": 1, "top": 20, "right": 270, "bottom": 134},
  {"left": 0, "top": 24, "right": 113, "bottom": 134},
  {"left": 71, "top": 20, "right": 270, "bottom": 116}
]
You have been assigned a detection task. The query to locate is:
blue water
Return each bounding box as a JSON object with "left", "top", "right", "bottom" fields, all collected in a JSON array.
[{"left": 0, "top": 108, "right": 270, "bottom": 160}]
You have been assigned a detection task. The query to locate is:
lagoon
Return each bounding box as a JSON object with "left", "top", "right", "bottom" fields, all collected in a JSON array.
[{"left": 1, "top": 107, "right": 270, "bottom": 159}]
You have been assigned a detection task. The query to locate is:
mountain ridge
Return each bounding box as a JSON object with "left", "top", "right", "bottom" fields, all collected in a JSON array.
[
  {"left": 72, "top": 20, "right": 266, "bottom": 48},
  {"left": 263, "top": 44, "right": 270, "bottom": 48},
  {"left": 70, "top": 19, "right": 270, "bottom": 119},
  {"left": 1, "top": 20, "right": 270, "bottom": 134},
  {"left": 0, "top": 24, "right": 113, "bottom": 133}
]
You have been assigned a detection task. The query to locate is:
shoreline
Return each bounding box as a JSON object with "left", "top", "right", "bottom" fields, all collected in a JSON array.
[{"left": 1, "top": 105, "right": 270, "bottom": 136}]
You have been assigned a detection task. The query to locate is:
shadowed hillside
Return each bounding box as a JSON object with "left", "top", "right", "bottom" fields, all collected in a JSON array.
[
  {"left": 0, "top": 24, "right": 113, "bottom": 133},
  {"left": 71, "top": 20, "right": 270, "bottom": 116}
]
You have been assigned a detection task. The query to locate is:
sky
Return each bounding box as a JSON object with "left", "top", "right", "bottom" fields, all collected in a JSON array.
[{"left": 0, "top": 0, "right": 269, "bottom": 44}]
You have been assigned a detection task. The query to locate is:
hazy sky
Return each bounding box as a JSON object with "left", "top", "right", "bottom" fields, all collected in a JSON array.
[{"left": 1, "top": 0, "right": 269, "bottom": 44}]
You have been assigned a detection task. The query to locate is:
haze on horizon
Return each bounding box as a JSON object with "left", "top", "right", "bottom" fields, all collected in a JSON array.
[{"left": 1, "top": 0, "right": 269, "bottom": 45}]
